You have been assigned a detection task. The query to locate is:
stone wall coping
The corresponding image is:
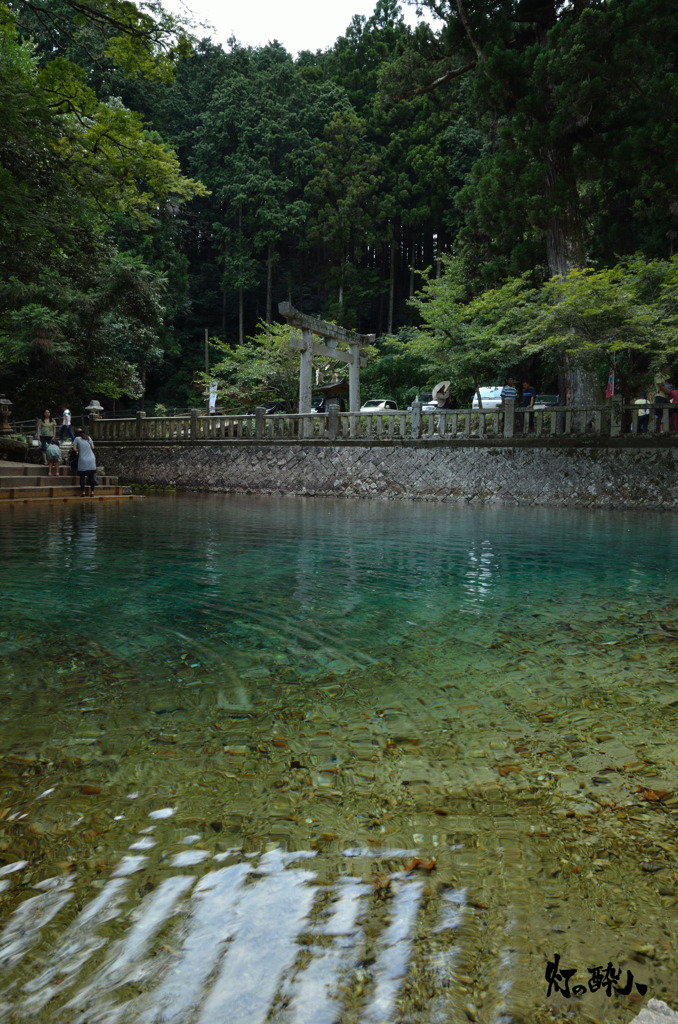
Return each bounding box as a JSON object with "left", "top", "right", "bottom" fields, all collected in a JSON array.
[{"left": 93, "top": 436, "right": 678, "bottom": 451}]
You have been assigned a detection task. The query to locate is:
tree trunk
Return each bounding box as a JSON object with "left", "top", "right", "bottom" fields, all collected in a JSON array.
[
  {"left": 388, "top": 236, "right": 396, "bottom": 335},
  {"left": 543, "top": 141, "right": 600, "bottom": 407},
  {"left": 543, "top": 143, "right": 586, "bottom": 277},
  {"left": 423, "top": 229, "right": 434, "bottom": 273},
  {"left": 558, "top": 353, "right": 600, "bottom": 407},
  {"left": 238, "top": 286, "right": 244, "bottom": 346},
  {"left": 266, "top": 241, "right": 274, "bottom": 324},
  {"left": 409, "top": 230, "right": 416, "bottom": 298},
  {"left": 338, "top": 248, "right": 345, "bottom": 308}
]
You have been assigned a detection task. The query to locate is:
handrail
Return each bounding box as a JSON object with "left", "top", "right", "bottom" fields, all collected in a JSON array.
[{"left": 88, "top": 397, "right": 669, "bottom": 443}]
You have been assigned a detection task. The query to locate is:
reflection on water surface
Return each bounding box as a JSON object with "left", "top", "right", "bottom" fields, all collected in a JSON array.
[{"left": 1, "top": 494, "right": 677, "bottom": 1022}]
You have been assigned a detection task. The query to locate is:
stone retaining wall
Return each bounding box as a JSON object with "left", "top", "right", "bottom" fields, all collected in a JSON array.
[{"left": 96, "top": 439, "right": 678, "bottom": 509}]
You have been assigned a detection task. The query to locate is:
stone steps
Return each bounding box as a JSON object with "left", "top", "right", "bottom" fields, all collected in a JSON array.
[
  {"left": 0, "top": 473, "right": 119, "bottom": 488},
  {"left": 0, "top": 460, "right": 137, "bottom": 505},
  {"left": 0, "top": 463, "right": 113, "bottom": 478},
  {"left": 0, "top": 493, "right": 137, "bottom": 505},
  {"left": 0, "top": 484, "right": 126, "bottom": 499}
]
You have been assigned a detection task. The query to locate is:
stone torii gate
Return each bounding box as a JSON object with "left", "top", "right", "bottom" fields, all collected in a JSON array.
[{"left": 278, "top": 302, "right": 374, "bottom": 415}]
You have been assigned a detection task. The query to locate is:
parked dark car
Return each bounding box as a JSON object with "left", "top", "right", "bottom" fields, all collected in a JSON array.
[
  {"left": 248, "top": 401, "right": 290, "bottom": 414},
  {"left": 312, "top": 395, "right": 346, "bottom": 413},
  {"left": 534, "top": 394, "right": 559, "bottom": 409}
]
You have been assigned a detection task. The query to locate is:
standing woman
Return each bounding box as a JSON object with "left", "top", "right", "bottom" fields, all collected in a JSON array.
[
  {"left": 72, "top": 429, "right": 97, "bottom": 497},
  {"left": 36, "top": 409, "right": 56, "bottom": 465}
]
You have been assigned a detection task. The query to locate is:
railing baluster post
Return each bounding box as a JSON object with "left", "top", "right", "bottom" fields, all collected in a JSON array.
[
  {"left": 190, "top": 409, "right": 200, "bottom": 440},
  {"left": 254, "top": 406, "right": 266, "bottom": 439},
  {"left": 504, "top": 398, "right": 515, "bottom": 438},
  {"left": 411, "top": 400, "right": 421, "bottom": 440},
  {"left": 610, "top": 395, "right": 622, "bottom": 437}
]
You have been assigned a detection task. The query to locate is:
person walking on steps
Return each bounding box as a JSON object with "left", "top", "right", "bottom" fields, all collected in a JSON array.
[
  {"left": 72, "top": 429, "right": 97, "bottom": 497},
  {"left": 59, "top": 406, "right": 74, "bottom": 442}
]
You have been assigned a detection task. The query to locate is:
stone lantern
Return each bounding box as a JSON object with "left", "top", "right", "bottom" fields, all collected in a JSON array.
[
  {"left": 85, "top": 400, "right": 104, "bottom": 423},
  {"left": 0, "top": 395, "right": 12, "bottom": 436}
]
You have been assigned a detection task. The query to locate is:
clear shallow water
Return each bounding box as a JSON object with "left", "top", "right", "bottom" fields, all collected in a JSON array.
[{"left": 1, "top": 494, "right": 678, "bottom": 1023}]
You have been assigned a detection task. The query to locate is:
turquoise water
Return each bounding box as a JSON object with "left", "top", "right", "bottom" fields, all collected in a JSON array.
[{"left": 1, "top": 495, "right": 677, "bottom": 1023}]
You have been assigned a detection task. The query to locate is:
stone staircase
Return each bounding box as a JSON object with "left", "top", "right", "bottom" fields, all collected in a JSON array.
[{"left": 0, "top": 460, "right": 137, "bottom": 504}]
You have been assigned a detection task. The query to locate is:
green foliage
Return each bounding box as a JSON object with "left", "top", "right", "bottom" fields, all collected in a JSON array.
[
  {"left": 360, "top": 329, "right": 432, "bottom": 408},
  {"left": 0, "top": 0, "right": 205, "bottom": 413},
  {"left": 34, "top": 57, "right": 207, "bottom": 227},
  {"left": 391, "top": 0, "right": 678, "bottom": 285},
  {"left": 200, "top": 319, "right": 380, "bottom": 412},
  {"left": 324, "top": 0, "right": 410, "bottom": 115},
  {"left": 410, "top": 254, "right": 678, "bottom": 396},
  {"left": 198, "top": 322, "right": 309, "bottom": 412},
  {"left": 305, "top": 110, "right": 381, "bottom": 317},
  {"left": 409, "top": 258, "right": 527, "bottom": 392},
  {"left": 191, "top": 43, "right": 349, "bottom": 325},
  {"left": 4, "top": 0, "right": 678, "bottom": 411},
  {"left": 9, "top": 0, "right": 192, "bottom": 82}
]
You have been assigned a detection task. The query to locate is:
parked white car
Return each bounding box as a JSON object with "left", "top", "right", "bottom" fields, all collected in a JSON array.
[
  {"left": 471, "top": 386, "right": 503, "bottom": 410},
  {"left": 360, "top": 399, "right": 398, "bottom": 412}
]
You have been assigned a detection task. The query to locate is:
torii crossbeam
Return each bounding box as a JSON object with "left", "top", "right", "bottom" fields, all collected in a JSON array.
[{"left": 278, "top": 302, "right": 374, "bottom": 415}]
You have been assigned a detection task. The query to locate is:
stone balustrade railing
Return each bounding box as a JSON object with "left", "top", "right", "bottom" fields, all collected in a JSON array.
[{"left": 89, "top": 396, "right": 667, "bottom": 443}]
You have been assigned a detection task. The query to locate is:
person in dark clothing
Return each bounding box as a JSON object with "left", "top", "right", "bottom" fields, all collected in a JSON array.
[{"left": 522, "top": 379, "right": 536, "bottom": 431}]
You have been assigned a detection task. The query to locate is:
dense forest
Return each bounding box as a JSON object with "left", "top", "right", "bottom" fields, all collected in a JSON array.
[{"left": 1, "top": 0, "right": 677, "bottom": 414}]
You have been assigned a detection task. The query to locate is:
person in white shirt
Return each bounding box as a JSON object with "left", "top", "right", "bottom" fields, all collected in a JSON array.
[
  {"left": 501, "top": 377, "right": 518, "bottom": 405},
  {"left": 59, "top": 406, "right": 74, "bottom": 442}
]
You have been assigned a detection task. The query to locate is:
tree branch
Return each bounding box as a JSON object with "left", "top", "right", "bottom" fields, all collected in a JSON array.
[
  {"left": 402, "top": 59, "right": 476, "bottom": 97},
  {"left": 456, "top": 0, "right": 519, "bottom": 100},
  {"left": 16, "top": 0, "right": 167, "bottom": 45},
  {"left": 455, "top": 0, "right": 486, "bottom": 65}
]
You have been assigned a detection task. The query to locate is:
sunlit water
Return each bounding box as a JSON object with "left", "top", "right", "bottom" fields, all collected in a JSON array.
[{"left": 1, "top": 494, "right": 677, "bottom": 1023}]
